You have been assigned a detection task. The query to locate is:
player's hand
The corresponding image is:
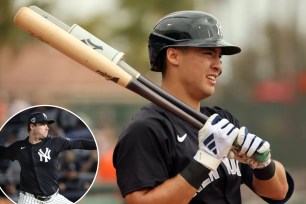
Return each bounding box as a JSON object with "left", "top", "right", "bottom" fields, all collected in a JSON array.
[
  {"left": 194, "top": 114, "right": 239, "bottom": 170},
  {"left": 232, "top": 127, "right": 271, "bottom": 169}
]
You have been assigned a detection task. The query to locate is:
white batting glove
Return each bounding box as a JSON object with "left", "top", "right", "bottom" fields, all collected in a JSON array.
[
  {"left": 194, "top": 114, "right": 239, "bottom": 170},
  {"left": 232, "top": 127, "right": 271, "bottom": 169}
]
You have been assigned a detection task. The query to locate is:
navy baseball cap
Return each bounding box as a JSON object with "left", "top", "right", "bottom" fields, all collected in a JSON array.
[{"left": 28, "top": 112, "right": 55, "bottom": 125}]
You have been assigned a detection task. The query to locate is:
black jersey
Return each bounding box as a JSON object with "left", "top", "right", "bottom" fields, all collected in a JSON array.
[
  {"left": 0, "top": 135, "right": 96, "bottom": 196},
  {"left": 113, "top": 103, "right": 293, "bottom": 204}
]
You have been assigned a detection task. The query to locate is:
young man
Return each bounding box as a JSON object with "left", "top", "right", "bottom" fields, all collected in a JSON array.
[
  {"left": 0, "top": 112, "right": 97, "bottom": 204},
  {"left": 113, "top": 11, "right": 294, "bottom": 203}
]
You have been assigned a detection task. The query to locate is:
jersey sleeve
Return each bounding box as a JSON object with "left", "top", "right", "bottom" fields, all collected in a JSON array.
[
  {"left": 0, "top": 145, "right": 7, "bottom": 160},
  {"left": 0, "top": 143, "right": 18, "bottom": 161},
  {"left": 0, "top": 145, "right": 5, "bottom": 156},
  {"left": 241, "top": 163, "right": 294, "bottom": 203},
  {"left": 52, "top": 136, "right": 96, "bottom": 151},
  {"left": 69, "top": 138, "right": 96, "bottom": 150},
  {"left": 113, "top": 116, "right": 174, "bottom": 197}
]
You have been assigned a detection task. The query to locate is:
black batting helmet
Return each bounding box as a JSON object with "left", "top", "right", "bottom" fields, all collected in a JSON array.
[{"left": 148, "top": 11, "right": 241, "bottom": 72}]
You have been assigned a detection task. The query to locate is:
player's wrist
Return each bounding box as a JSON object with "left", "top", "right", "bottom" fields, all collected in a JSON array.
[
  {"left": 193, "top": 150, "right": 221, "bottom": 171},
  {"left": 253, "top": 159, "right": 275, "bottom": 180},
  {"left": 180, "top": 158, "right": 211, "bottom": 189}
]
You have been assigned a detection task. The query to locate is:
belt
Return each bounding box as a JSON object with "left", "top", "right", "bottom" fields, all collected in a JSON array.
[
  {"left": 21, "top": 189, "right": 58, "bottom": 201},
  {"left": 34, "top": 194, "right": 52, "bottom": 201}
]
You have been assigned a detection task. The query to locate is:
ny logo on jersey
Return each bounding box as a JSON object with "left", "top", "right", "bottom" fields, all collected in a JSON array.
[{"left": 38, "top": 148, "right": 51, "bottom": 162}]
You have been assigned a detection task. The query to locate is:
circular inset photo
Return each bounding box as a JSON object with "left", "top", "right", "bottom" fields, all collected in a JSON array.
[{"left": 0, "top": 105, "right": 99, "bottom": 204}]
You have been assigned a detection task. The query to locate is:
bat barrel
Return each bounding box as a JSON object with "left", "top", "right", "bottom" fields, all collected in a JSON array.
[{"left": 14, "top": 7, "right": 132, "bottom": 88}]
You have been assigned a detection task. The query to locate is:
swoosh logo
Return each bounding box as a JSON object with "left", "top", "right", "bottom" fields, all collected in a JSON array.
[
  {"left": 20, "top": 147, "right": 26, "bottom": 149},
  {"left": 177, "top": 133, "right": 187, "bottom": 142}
]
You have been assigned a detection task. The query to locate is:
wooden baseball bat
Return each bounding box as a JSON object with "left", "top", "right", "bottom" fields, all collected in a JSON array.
[
  {"left": 28, "top": 5, "right": 209, "bottom": 124},
  {"left": 14, "top": 7, "right": 268, "bottom": 163},
  {"left": 14, "top": 7, "right": 203, "bottom": 129}
]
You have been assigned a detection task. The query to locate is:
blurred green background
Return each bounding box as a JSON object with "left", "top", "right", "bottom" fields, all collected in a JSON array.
[{"left": 0, "top": 0, "right": 305, "bottom": 203}]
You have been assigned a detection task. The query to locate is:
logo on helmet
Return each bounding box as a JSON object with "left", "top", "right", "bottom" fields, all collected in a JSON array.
[
  {"left": 31, "top": 118, "right": 36, "bottom": 123},
  {"left": 215, "top": 23, "right": 223, "bottom": 37}
]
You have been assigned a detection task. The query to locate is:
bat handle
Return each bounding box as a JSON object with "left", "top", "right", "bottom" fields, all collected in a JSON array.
[
  {"left": 233, "top": 142, "right": 270, "bottom": 163},
  {"left": 255, "top": 149, "right": 270, "bottom": 162}
]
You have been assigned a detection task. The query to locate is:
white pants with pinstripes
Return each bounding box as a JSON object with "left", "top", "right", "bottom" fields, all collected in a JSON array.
[{"left": 17, "top": 190, "right": 74, "bottom": 204}]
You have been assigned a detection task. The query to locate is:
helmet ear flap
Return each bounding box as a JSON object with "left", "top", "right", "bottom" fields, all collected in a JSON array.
[{"left": 148, "top": 35, "right": 172, "bottom": 72}]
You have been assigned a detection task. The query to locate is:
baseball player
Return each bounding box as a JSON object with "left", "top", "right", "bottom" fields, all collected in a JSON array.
[
  {"left": 0, "top": 112, "right": 97, "bottom": 204},
  {"left": 113, "top": 11, "right": 294, "bottom": 203}
]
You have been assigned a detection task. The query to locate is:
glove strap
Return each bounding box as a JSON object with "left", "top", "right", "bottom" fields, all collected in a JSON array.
[
  {"left": 253, "top": 160, "right": 276, "bottom": 180},
  {"left": 193, "top": 150, "right": 221, "bottom": 170},
  {"left": 180, "top": 159, "right": 210, "bottom": 189}
]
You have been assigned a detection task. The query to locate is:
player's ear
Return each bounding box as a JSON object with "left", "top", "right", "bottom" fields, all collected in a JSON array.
[
  {"left": 166, "top": 47, "right": 180, "bottom": 66},
  {"left": 29, "top": 124, "right": 35, "bottom": 131}
]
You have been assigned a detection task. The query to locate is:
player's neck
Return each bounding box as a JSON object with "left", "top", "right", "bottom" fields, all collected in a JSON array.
[
  {"left": 161, "top": 83, "right": 201, "bottom": 112},
  {"left": 28, "top": 134, "right": 43, "bottom": 144}
]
